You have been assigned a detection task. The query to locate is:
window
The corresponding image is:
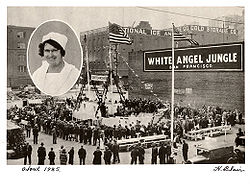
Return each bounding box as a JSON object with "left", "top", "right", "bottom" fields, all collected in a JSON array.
[
  {"left": 18, "top": 54, "right": 25, "bottom": 62},
  {"left": 186, "top": 88, "right": 193, "bottom": 94},
  {"left": 17, "top": 32, "right": 25, "bottom": 38},
  {"left": 17, "top": 42, "right": 26, "bottom": 49},
  {"left": 18, "top": 65, "right": 26, "bottom": 73}
]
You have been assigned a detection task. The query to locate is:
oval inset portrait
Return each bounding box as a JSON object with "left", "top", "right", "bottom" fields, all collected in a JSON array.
[{"left": 27, "top": 20, "right": 83, "bottom": 96}]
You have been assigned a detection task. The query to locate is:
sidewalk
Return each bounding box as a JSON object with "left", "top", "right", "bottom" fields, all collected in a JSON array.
[{"left": 7, "top": 124, "right": 243, "bottom": 165}]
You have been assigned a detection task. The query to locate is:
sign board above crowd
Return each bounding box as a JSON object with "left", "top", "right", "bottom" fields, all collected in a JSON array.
[
  {"left": 177, "top": 25, "right": 238, "bottom": 35},
  {"left": 91, "top": 74, "right": 108, "bottom": 82},
  {"left": 143, "top": 42, "right": 244, "bottom": 72},
  {"left": 122, "top": 24, "right": 238, "bottom": 37}
]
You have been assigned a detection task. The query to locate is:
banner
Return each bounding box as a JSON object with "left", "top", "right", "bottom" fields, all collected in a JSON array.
[
  {"left": 122, "top": 25, "right": 238, "bottom": 37},
  {"left": 143, "top": 42, "right": 244, "bottom": 71},
  {"left": 144, "top": 83, "right": 153, "bottom": 90},
  {"left": 91, "top": 75, "right": 108, "bottom": 82}
]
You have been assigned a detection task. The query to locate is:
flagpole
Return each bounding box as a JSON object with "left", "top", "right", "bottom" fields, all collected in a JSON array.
[
  {"left": 85, "top": 36, "right": 90, "bottom": 97},
  {"left": 109, "top": 44, "right": 113, "bottom": 115},
  {"left": 171, "top": 23, "right": 175, "bottom": 142}
]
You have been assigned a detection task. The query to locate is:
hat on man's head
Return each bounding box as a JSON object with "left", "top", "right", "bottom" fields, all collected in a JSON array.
[{"left": 42, "top": 32, "right": 68, "bottom": 50}]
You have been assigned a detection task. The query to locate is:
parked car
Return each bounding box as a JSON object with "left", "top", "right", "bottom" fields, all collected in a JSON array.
[
  {"left": 7, "top": 120, "right": 26, "bottom": 159},
  {"left": 189, "top": 144, "right": 234, "bottom": 164}
]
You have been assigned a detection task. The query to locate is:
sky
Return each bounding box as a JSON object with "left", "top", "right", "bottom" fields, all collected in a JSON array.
[{"left": 7, "top": 6, "right": 244, "bottom": 37}]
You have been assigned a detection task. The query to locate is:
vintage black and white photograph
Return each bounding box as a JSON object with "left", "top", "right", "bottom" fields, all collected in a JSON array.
[
  {"left": 27, "top": 20, "right": 82, "bottom": 96},
  {"left": 6, "top": 6, "right": 245, "bottom": 166}
]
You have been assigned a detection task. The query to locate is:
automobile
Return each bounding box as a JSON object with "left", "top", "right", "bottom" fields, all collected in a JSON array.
[
  {"left": 7, "top": 120, "right": 26, "bottom": 159},
  {"left": 235, "top": 136, "right": 245, "bottom": 153},
  {"left": 230, "top": 136, "right": 245, "bottom": 163},
  {"left": 189, "top": 143, "right": 234, "bottom": 164}
]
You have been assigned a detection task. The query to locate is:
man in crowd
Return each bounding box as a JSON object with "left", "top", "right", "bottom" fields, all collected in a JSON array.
[
  {"left": 68, "top": 147, "right": 74, "bottom": 165},
  {"left": 182, "top": 140, "right": 189, "bottom": 162},
  {"left": 151, "top": 142, "right": 158, "bottom": 164},
  {"left": 48, "top": 148, "right": 56, "bottom": 165},
  {"left": 23, "top": 142, "right": 32, "bottom": 165},
  {"left": 33, "top": 124, "right": 39, "bottom": 144},
  {"left": 37, "top": 142, "right": 46, "bottom": 165},
  {"left": 166, "top": 142, "right": 172, "bottom": 163},
  {"left": 130, "top": 145, "right": 139, "bottom": 165},
  {"left": 93, "top": 127, "right": 100, "bottom": 146},
  {"left": 137, "top": 143, "right": 145, "bottom": 164},
  {"left": 112, "top": 140, "right": 120, "bottom": 164},
  {"left": 87, "top": 127, "right": 92, "bottom": 145},
  {"left": 103, "top": 146, "right": 112, "bottom": 165},
  {"left": 26, "top": 121, "right": 31, "bottom": 138},
  {"left": 159, "top": 143, "right": 167, "bottom": 164},
  {"left": 78, "top": 145, "right": 87, "bottom": 165},
  {"left": 52, "top": 126, "right": 57, "bottom": 144},
  {"left": 93, "top": 146, "right": 102, "bottom": 165}
]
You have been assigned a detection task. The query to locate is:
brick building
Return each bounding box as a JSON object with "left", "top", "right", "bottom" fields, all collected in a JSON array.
[
  {"left": 80, "top": 21, "right": 243, "bottom": 113},
  {"left": 80, "top": 21, "right": 240, "bottom": 76},
  {"left": 80, "top": 21, "right": 174, "bottom": 77},
  {"left": 176, "top": 24, "right": 239, "bottom": 45},
  {"left": 7, "top": 25, "right": 35, "bottom": 88},
  {"left": 128, "top": 43, "right": 244, "bottom": 112},
  {"left": 7, "top": 21, "right": 244, "bottom": 112}
]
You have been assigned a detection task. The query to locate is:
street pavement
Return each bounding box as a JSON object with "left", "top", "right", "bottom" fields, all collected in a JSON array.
[{"left": 7, "top": 124, "right": 244, "bottom": 165}]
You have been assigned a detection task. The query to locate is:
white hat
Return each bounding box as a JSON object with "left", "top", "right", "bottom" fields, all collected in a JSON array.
[{"left": 42, "top": 32, "right": 68, "bottom": 50}]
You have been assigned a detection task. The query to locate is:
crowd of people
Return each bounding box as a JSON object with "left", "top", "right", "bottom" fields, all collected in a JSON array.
[
  {"left": 23, "top": 139, "right": 190, "bottom": 165},
  {"left": 7, "top": 95, "right": 244, "bottom": 165},
  {"left": 22, "top": 141, "right": 121, "bottom": 165},
  {"left": 115, "top": 98, "right": 165, "bottom": 116}
]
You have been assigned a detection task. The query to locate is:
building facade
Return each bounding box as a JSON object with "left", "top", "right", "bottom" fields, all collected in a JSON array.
[
  {"left": 7, "top": 25, "right": 35, "bottom": 88},
  {"left": 128, "top": 43, "right": 244, "bottom": 113},
  {"left": 176, "top": 24, "right": 239, "bottom": 45},
  {"left": 80, "top": 21, "right": 240, "bottom": 76},
  {"left": 80, "top": 21, "right": 173, "bottom": 77},
  {"left": 208, "top": 11, "right": 244, "bottom": 41}
]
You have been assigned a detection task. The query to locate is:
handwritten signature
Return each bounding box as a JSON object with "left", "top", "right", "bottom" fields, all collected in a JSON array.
[
  {"left": 22, "top": 166, "right": 61, "bottom": 172},
  {"left": 213, "top": 166, "right": 245, "bottom": 172}
]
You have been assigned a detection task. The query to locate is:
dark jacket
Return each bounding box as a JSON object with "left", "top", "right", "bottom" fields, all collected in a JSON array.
[
  {"left": 37, "top": 146, "right": 46, "bottom": 160},
  {"left": 112, "top": 143, "right": 119, "bottom": 153},
  {"left": 33, "top": 127, "right": 39, "bottom": 136},
  {"left": 158, "top": 146, "right": 167, "bottom": 159},
  {"left": 68, "top": 149, "right": 74, "bottom": 164},
  {"left": 131, "top": 147, "right": 139, "bottom": 158},
  {"left": 183, "top": 143, "right": 189, "bottom": 153},
  {"left": 138, "top": 146, "right": 145, "bottom": 160},
  {"left": 93, "top": 150, "right": 102, "bottom": 165},
  {"left": 166, "top": 145, "right": 171, "bottom": 156},
  {"left": 104, "top": 149, "right": 112, "bottom": 161},
  {"left": 152, "top": 147, "right": 158, "bottom": 158},
  {"left": 78, "top": 148, "right": 86, "bottom": 158},
  {"left": 48, "top": 151, "right": 56, "bottom": 160},
  {"left": 24, "top": 145, "right": 32, "bottom": 156}
]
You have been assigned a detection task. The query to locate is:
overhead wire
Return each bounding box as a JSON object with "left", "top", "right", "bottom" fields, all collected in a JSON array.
[{"left": 137, "top": 6, "right": 244, "bottom": 25}]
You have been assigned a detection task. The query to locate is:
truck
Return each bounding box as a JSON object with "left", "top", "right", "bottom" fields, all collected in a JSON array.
[{"left": 189, "top": 143, "right": 235, "bottom": 164}]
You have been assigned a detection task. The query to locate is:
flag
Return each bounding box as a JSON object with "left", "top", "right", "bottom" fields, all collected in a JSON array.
[
  {"left": 173, "top": 25, "right": 199, "bottom": 46},
  {"left": 109, "top": 22, "right": 132, "bottom": 45}
]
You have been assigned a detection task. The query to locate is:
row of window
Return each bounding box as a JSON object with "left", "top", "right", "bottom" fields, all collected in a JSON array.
[
  {"left": 17, "top": 32, "right": 25, "bottom": 39},
  {"left": 18, "top": 54, "right": 25, "bottom": 62},
  {"left": 17, "top": 42, "right": 26, "bottom": 49},
  {"left": 18, "top": 65, "right": 27, "bottom": 73}
]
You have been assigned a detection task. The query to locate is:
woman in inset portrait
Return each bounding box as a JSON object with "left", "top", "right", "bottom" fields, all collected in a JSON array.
[{"left": 32, "top": 32, "right": 80, "bottom": 96}]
